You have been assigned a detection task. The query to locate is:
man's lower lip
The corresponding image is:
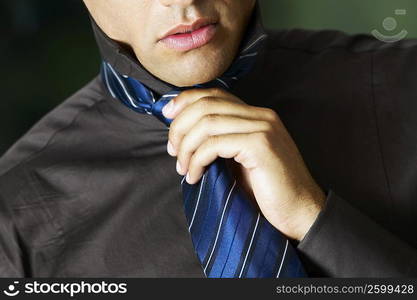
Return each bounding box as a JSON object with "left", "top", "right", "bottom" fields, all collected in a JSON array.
[{"left": 160, "top": 24, "right": 217, "bottom": 51}]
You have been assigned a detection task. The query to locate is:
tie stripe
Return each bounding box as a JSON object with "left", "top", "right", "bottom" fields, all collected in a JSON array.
[
  {"left": 188, "top": 174, "right": 206, "bottom": 231},
  {"left": 106, "top": 63, "right": 140, "bottom": 109},
  {"left": 241, "top": 34, "right": 268, "bottom": 53},
  {"left": 100, "top": 28, "right": 307, "bottom": 277},
  {"left": 277, "top": 240, "right": 289, "bottom": 277},
  {"left": 239, "top": 213, "right": 260, "bottom": 278},
  {"left": 203, "top": 179, "right": 236, "bottom": 274}
]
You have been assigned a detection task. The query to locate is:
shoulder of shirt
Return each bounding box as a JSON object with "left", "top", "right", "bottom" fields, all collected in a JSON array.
[
  {"left": 0, "top": 76, "right": 105, "bottom": 180},
  {"left": 264, "top": 27, "right": 417, "bottom": 54}
]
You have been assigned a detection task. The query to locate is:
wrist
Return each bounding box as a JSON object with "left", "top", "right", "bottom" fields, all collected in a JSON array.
[
  {"left": 280, "top": 187, "right": 326, "bottom": 241},
  {"left": 294, "top": 199, "right": 324, "bottom": 241}
]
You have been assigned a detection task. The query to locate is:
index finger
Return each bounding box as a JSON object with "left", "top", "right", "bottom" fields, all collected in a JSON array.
[{"left": 161, "top": 87, "right": 240, "bottom": 119}]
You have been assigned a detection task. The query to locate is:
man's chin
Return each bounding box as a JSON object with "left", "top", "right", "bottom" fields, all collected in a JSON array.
[
  {"left": 165, "top": 57, "right": 232, "bottom": 87},
  {"left": 166, "top": 72, "right": 219, "bottom": 88}
]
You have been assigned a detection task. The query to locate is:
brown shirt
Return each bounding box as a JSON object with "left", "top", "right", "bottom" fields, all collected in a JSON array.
[{"left": 1, "top": 17, "right": 417, "bottom": 277}]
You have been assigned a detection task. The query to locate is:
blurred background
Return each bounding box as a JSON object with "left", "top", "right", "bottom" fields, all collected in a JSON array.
[{"left": 1, "top": 0, "right": 417, "bottom": 155}]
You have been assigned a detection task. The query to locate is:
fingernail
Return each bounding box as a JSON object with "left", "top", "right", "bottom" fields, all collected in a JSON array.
[
  {"left": 167, "top": 140, "right": 175, "bottom": 156},
  {"left": 186, "top": 172, "right": 191, "bottom": 183},
  {"left": 176, "top": 160, "right": 182, "bottom": 174},
  {"left": 162, "top": 100, "right": 175, "bottom": 117}
]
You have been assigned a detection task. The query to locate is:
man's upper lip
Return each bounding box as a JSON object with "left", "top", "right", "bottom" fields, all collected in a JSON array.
[{"left": 159, "top": 18, "right": 216, "bottom": 40}]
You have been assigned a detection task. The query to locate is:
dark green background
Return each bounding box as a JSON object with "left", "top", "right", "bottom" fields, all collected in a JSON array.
[{"left": 1, "top": 0, "right": 415, "bottom": 155}]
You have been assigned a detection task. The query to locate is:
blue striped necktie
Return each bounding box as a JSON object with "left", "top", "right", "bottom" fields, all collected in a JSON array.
[{"left": 100, "top": 34, "right": 307, "bottom": 278}]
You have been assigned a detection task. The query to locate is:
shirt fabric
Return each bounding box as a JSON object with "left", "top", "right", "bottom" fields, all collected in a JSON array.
[{"left": 1, "top": 11, "right": 417, "bottom": 277}]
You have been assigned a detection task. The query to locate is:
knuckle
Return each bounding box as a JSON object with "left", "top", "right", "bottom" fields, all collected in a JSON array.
[
  {"left": 189, "top": 151, "right": 201, "bottom": 171},
  {"left": 252, "top": 131, "right": 271, "bottom": 145},
  {"left": 187, "top": 152, "right": 195, "bottom": 166},
  {"left": 262, "top": 107, "right": 280, "bottom": 122},
  {"left": 201, "top": 95, "right": 217, "bottom": 103},
  {"left": 178, "top": 140, "right": 191, "bottom": 159},
  {"left": 168, "top": 122, "right": 180, "bottom": 139},
  {"left": 207, "top": 134, "right": 220, "bottom": 148},
  {"left": 196, "top": 96, "right": 217, "bottom": 111},
  {"left": 168, "top": 126, "right": 176, "bottom": 141},
  {"left": 180, "top": 89, "right": 193, "bottom": 98},
  {"left": 209, "top": 87, "right": 224, "bottom": 96},
  {"left": 202, "top": 114, "right": 220, "bottom": 125},
  {"left": 169, "top": 124, "right": 185, "bottom": 145},
  {"left": 260, "top": 120, "right": 275, "bottom": 133},
  {"left": 169, "top": 118, "right": 179, "bottom": 131}
]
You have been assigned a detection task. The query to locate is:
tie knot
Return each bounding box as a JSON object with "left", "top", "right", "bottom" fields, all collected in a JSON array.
[{"left": 101, "top": 62, "right": 179, "bottom": 126}]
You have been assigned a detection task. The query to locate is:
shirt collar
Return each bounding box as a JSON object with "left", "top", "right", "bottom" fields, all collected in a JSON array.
[{"left": 90, "top": 3, "right": 267, "bottom": 95}]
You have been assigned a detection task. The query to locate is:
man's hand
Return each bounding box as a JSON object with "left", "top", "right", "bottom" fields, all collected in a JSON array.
[{"left": 162, "top": 88, "right": 326, "bottom": 241}]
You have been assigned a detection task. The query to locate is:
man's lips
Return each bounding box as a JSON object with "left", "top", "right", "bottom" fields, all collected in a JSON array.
[{"left": 159, "top": 19, "right": 218, "bottom": 51}]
